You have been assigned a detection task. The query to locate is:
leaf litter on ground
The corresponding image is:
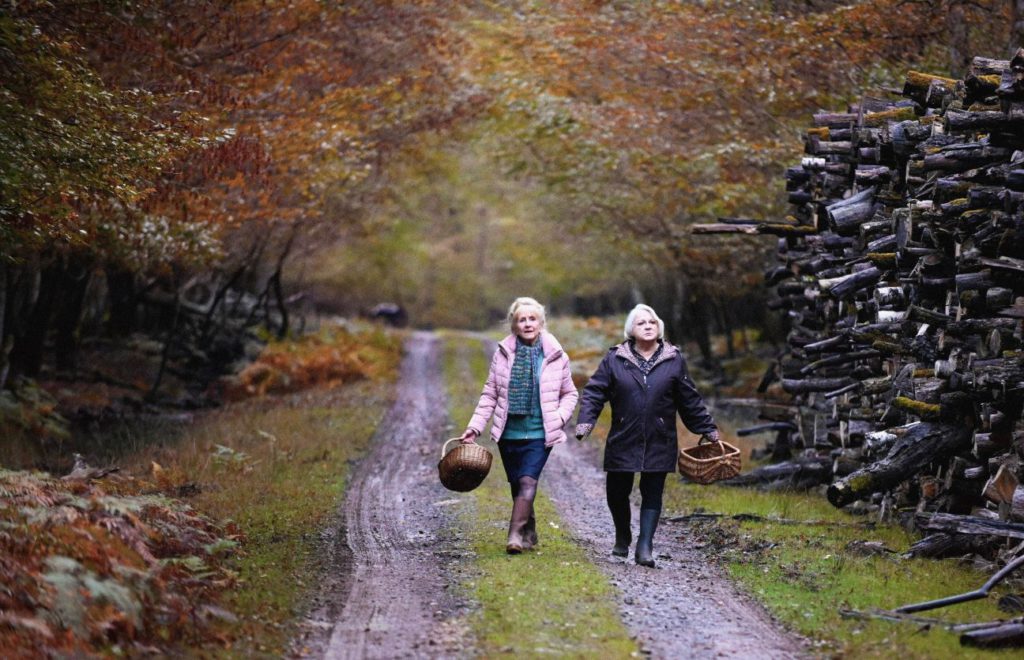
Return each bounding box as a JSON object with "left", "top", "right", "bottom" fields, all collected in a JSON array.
[{"left": 0, "top": 468, "right": 241, "bottom": 656}]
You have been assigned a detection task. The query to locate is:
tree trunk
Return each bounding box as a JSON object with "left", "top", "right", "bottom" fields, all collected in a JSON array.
[
  {"left": 9, "top": 260, "right": 60, "bottom": 378},
  {"left": 0, "top": 264, "right": 8, "bottom": 390},
  {"left": 106, "top": 267, "right": 136, "bottom": 337},
  {"left": 53, "top": 258, "right": 92, "bottom": 372},
  {"left": 945, "top": 3, "right": 971, "bottom": 77},
  {"left": 1011, "top": 0, "right": 1024, "bottom": 56}
]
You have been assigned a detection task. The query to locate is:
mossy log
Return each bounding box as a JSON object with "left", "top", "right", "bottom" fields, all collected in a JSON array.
[
  {"left": 862, "top": 106, "right": 917, "bottom": 127},
  {"left": 891, "top": 396, "right": 941, "bottom": 420},
  {"left": 903, "top": 71, "right": 957, "bottom": 108},
  {"left": 827, "top": 422, "right": 972, "bottom": 507}
]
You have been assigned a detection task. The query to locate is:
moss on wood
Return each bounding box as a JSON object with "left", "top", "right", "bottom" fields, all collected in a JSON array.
[
  {"left": 893, "top": 396, "right": 941, "bottom": 419},
  {"left": 863, "top": 106, "right": 917, "bottom": 127}
]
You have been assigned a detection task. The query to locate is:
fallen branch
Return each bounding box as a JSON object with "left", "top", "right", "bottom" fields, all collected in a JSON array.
[
  {"left": 840, "top": 608, "right": 1023, "bottom": 633},
  {"left": 894, "top": 553, "right": 1024, "bottom": 613},
  {"left": 663, "top": 512, "right": 875, "bottom": 528}
]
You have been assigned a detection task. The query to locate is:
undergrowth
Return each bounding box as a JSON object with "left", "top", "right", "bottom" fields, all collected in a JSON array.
[
  {"left": 0, "top": 325, "right": 402, "bottom": 657},
  {"left": 440, "top": 332, "right": 638, "bottom": 657},
  {"left": 662, "top": 484, "right": 1023, "bottom": 659},
  {"left": 0, "top": 470, "right": 238, "bottom": 657},
  {"left": 129, "top": 328, "right": 402, "bottom": 655}
]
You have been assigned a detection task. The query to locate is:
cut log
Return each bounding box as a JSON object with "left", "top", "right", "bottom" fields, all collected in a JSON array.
[
  {"left": 982, "top": 464, "right": 1020, "bottom": 505},
  {"left": 799, "top": 350, "right": 882, "bottom": 375},
  {"left": 903, "top": 71, "right": 957, "bottom": 108},
  {"left": 827, "top": 422, "right": 973, "bottom": 507},
  {"left": 906, "top": 532, "right": 1000, "bottom": 558},
  {"left": 945, "top": 109, "right": 1020, "bottom": 133},
  {"left": 782, "top": 377, "right": 857, "bottom": 394},
  {"left": 923, "top": 144, "right": 1014, "bottom": 173},
  {"left": 916, "top": 512, "right": 1024, "bottom": 540},
  {"left": 717, "top": 458, "right": 832, "bottom": 489},
  {"left": 822, "top": 266, "right": 882, "bottom": 298},
  {"left": 828, "top": 196, "right": 879, "bottom": 235}
]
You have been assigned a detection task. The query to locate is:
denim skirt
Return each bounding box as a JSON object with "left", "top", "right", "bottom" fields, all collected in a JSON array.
[{"left": 498, "top": 438, "right": 551, "bottom": 482}]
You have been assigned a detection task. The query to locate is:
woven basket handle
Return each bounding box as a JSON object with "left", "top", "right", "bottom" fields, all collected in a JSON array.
[
  {"left": 698, "top": 434, "right": 726, "bottom": 453},
  {"left": 441, "top": 437, "right": 464, "bottom": 460}
]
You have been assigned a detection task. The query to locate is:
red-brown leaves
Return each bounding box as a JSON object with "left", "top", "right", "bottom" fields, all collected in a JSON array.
[
  {"left": 221, "top": 326, "right": 399, "bottom": 400},
  {"left": 0, "top": 470, "right": 239, "bottom": 655}
]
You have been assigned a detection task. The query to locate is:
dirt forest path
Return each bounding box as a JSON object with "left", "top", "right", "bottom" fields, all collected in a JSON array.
[
  {"left": 295, "top": 331, "right": 470, "bottom": 658},
  {"left": 296, "top": 331, "right": 805, "bottom": 658},
  {"left": 543, "top": 440, "right": 807, "bottom": 658}
]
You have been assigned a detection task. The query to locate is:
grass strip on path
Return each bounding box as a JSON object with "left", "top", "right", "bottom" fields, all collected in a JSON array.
[
  {"left": 663, "top": 482, "right": 1022, "bottom": 659},
  {"left": 440, "top": 333, "right": 638, "bottom": 658}
]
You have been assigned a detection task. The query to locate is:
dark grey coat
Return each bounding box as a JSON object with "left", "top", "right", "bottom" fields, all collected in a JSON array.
[{"left": 576, "top": 341, "right": 717, "bottom": 472}]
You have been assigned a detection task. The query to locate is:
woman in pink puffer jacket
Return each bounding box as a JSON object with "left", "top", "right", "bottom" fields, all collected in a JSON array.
[{"left": 461, "top": 297, "right": 578, "bottom": 554}]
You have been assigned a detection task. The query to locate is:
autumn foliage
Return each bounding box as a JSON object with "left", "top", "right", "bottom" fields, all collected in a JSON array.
[
  {"left": 222, "top": 327, "right": 400, "bottom": 400},
  {"left": 0, "top": 470, "right": 239, "bottom": 656}
]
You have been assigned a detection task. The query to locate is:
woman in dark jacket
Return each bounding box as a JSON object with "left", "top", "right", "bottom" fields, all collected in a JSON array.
[{"left": 575, "top": 304, "right": 719, "bottom": 567}]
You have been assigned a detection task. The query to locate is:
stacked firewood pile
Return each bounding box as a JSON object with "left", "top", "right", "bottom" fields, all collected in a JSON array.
[{"left": 695, "top": 50, "right": 1024, "bottom": 565}]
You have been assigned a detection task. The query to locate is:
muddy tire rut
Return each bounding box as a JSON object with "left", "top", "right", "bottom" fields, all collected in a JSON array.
[
  {"left": 295, "top": 332, "right": 469, "bottom": 658},
  {"left": 295, "top": 332, "right": 805, "bottom": 658}
]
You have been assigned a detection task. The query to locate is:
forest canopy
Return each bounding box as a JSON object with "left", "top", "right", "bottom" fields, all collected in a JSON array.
[{"left": 2, "top": 0, "right": 1022, "bottom": 382}]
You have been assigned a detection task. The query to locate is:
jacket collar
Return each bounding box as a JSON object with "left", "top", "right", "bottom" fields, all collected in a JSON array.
[
  {"left": 615, "top": 340, "right": 678, "bottom": 371},
  {"left": 498, "top": 332, "right": 563, "bottom": 360}
]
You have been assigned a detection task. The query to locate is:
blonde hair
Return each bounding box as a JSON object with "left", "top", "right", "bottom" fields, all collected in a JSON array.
[
  {"left": 624, "top": 304, "right": 665, "bottom": 340},
  {"left": 507, "top": 297, "right": 547, "bottom": 333}
]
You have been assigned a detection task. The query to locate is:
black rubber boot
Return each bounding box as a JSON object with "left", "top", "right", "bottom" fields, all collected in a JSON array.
[
  {"left": 609, "top": 501, "right": 632, "bottom": 557},
  {"left": 635, "top": 508, "right": 660, "bottom": 567}
]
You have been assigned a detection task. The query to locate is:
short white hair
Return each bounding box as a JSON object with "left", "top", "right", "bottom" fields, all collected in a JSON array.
[
  {"left": 624, "top": 304, "right": 665, "bottom": 340},
  {"left": 507, "top": 297, "right": 547, "bottom": 333}
]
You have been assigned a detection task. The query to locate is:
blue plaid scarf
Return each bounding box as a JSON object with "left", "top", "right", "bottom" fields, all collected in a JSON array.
[{"left": 507, "top": 338, "right": 541, "bottom": 415}]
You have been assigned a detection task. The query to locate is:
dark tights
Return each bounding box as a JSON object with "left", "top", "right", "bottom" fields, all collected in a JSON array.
[
  {"left": 607, "top": 472, "right": 667, "bottom": 564},
  {"left": 606, "top": 471, "right": 667, "bottom": 511},
  {"left": 509, "top": 476, "right": 538, "bottom": 502}
]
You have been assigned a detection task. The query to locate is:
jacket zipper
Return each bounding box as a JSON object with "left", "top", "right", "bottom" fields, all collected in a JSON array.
[{"left": 638, "top": 366, "right": 649, "bottom": 471}]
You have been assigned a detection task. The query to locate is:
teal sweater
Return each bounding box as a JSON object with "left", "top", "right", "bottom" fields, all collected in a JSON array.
[{"left": 501, "top": 345, "right": 544, "bottom": 440}]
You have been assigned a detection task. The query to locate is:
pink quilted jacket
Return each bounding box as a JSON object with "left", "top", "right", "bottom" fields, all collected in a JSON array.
[{"left": 467, "top": 332, "right": 578, "bottom": 447}]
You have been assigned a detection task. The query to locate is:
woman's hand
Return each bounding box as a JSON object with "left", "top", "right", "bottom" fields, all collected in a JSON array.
[
  {"left": 460, "top": 428, "right": 479, "bottom": 444},
  {"left": 702, "top": 429, "right": 721, "bottom": 443}
]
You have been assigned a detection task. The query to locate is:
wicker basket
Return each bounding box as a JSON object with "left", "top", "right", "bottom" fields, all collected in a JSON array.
[
  {"left": 438, "top": 437, "right": 493, "bottom": 492},
  {"left": 678, "top": 436, "right": 741, "bottom": 484}
]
